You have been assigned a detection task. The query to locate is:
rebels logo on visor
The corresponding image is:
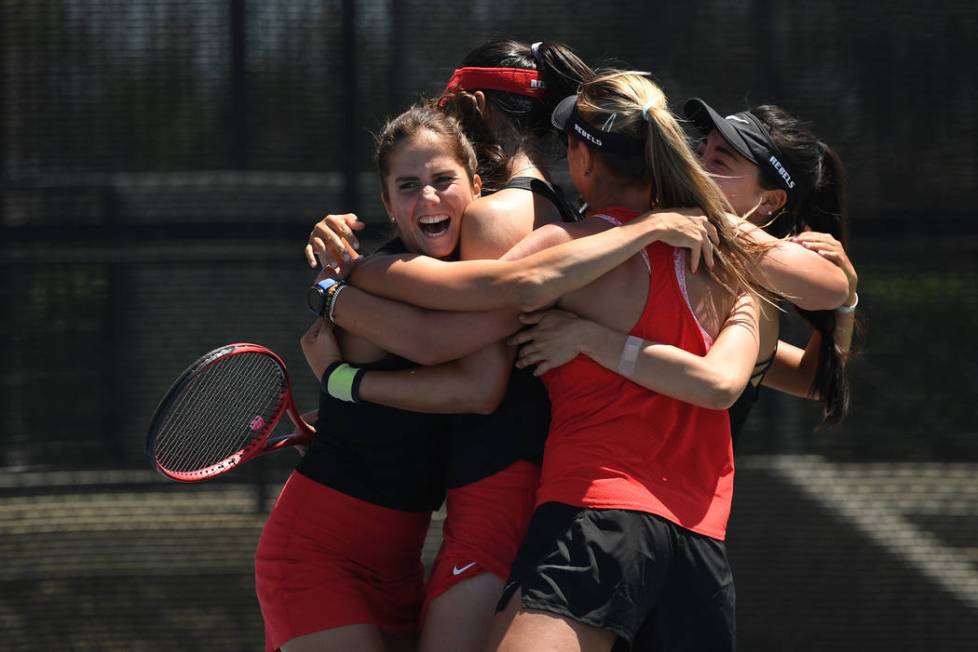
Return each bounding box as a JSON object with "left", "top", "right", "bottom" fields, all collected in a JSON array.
[
  {"left": 573, "top": 123, "right": 603, "bottom": 147},
  {"left": 768, "top": 155, "right": 796, "bottom": 189}
]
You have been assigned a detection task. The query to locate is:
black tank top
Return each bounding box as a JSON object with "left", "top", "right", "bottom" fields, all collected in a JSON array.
[
  {"left": 501, "top": 176, "right": 581, "bottom": 223},
  {"left": 444, "top": 176, "right": 576, "bottom": 488},
  {"left": 297, "top": 237, "right": 449, "bottom": 511},
  {"left": 297, "top": 354, "right": 450, "bottom": 512}
]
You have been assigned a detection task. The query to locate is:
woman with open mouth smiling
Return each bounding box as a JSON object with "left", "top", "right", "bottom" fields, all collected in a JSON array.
[
  {"left": 255, "top": 104, "right": 485, "bottom": 652},
  {"left": 382, "top": 125, "right": 474, "bottom": 261}
]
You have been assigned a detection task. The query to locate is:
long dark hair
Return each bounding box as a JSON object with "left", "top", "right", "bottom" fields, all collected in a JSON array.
[
  {"left": 440, "top": 40, "right": 593, "bottom": 190},
  {"left": 752, "top": 105, "right": 853, "bottom": 425}
]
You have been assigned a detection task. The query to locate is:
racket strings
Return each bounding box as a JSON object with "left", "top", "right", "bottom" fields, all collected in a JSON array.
[
  {"left": 153, "top": 352, "right": 287, "bottom": 473},
  {"left": 181, "top": 356, "right": 276, "bottom": 467},
  {"left": 157, "top": 360, "right": 257, "bottom": 468},
  {"left": 170, "top": 353, "right": 285, "bottom": 469},
  {"left": 159, "top": 354, "right": 284, "bottom": 472}
]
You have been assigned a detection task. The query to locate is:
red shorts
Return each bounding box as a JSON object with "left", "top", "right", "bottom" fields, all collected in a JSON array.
[
  {"left": 255, "top": 472, "right": 431, "bottom": 651},
  {"left": 423, "top": 461, "right": 539, "bottom": 617}
]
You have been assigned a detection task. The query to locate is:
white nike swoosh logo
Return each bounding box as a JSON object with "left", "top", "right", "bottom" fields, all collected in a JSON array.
[{"left": 452, "top": 561, "right": 477, "bottom": 576}]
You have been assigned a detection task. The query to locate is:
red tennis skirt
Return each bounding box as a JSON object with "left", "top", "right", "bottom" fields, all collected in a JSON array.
[
  {"left": 423, "top": 460, "right": 539, "bottom": 618},
  {"left": 255, "top": 471, "right": 431, "bottom": 651}
]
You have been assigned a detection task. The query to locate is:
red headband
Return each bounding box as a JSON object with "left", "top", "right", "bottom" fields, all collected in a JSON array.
[{"left": 439, "top": 67, "right": 547, "bottom": 105}]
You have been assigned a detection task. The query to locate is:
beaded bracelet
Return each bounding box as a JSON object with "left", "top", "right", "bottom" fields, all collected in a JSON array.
[{"left": 324, "top": 282, "right": 347, "bottom": 323}]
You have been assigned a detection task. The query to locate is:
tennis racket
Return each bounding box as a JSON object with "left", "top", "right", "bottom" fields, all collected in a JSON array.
[{"left": 146, "top": 343, "right": 314, "bottom": 482}]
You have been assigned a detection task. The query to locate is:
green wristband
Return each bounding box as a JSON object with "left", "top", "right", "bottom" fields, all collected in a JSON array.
[{"left": 326, "top": 363, "right": 359, "bottom": 402}]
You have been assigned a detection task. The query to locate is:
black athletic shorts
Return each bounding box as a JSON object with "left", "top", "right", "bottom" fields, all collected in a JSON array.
[{"left": 498, "top": 502, "right": 736, "bottom": 650}]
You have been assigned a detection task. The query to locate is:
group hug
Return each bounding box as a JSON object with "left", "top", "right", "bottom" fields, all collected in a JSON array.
[{"left": 254, "top": 39, "right": 858, "bottom": 652}]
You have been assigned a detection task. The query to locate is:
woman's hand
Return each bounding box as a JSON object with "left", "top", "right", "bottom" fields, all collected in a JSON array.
[
  {"left": 508, "top": 309, "right": 599, "bottom": 376},
  {"left": 300, "top": 318, "right": 342, "bottom": 380},
  {"left": 790, "top": 231, "right": 858, "bottom": 306},
  {"left": 304, "top": 213, "right": 365, "bottom": 276},
  {"left": 635, "top": 208, "right": 719, "bottom": 274}
]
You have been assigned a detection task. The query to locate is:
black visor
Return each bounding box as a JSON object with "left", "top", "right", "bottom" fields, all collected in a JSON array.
[
  {"left": 684, "top": 97, "right": 806, "bottom": 197},
  {"left": 551, "top": 95, "right": 645, "bottom": 156}
]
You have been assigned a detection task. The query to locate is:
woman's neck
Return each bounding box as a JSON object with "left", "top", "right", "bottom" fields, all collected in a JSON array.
[
  {"left": 583, "top": 179, "right": 650, "bottom": 215},
  {"left": 506, "top": 150, "right": 546, "bottom": 181}
]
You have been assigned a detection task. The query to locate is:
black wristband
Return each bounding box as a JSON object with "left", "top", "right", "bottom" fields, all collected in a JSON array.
[{"left": 350, "top": 367, "right": 367, "bottom": 403}]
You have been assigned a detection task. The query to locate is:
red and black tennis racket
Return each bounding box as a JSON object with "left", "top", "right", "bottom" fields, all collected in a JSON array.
[{"left": 146, "top": 343, "right": 314, "bottom": 482}]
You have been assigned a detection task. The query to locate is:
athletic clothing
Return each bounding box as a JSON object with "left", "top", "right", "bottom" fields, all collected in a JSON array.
[
  {"left": 422, "top": 175, "right": 568, "bottom": 610},
  {"left": 257, "top": 237, "right": 450, "bottom": 646},
  {"left": 255, "top": 473, "right": 431, "bottom": 651},
  {"left": 501, "top": 502, "right": 736, "bottom": 647},
  {"left": 445, "top": 367, "right": 550, "bottom": 487},
  {"left": 537, "top": 206, "right": 735, "bottom": 540},
  {"left": 501, "top": 175, "right": 581, "bottom": 222},
  {"left": 297, "top": 236, "right": 449, "bottom": 512},
  {"left": 296, "top": 353, "right": 450, "bottom": 512},
  {"left": 442, "top": 175, "right": 570, "bottom": 487},
  {"left": 423, "top": 460, "right": 539, "bottom": 618},
  {"left": 728, "top": 352, "right": 775, "bottom": 448},
  {"left": 501, "top": 205, "right": 737, "bottom": 645}
]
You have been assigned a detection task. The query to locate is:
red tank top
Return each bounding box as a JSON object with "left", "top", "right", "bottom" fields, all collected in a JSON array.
[{"left": 537, "top": 206, "right": 734, "bottom": 540}]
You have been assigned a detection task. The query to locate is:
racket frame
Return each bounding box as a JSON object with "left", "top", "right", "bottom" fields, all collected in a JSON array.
[{"left": 147, "top": 343, "right": 314, "bottom": 483}]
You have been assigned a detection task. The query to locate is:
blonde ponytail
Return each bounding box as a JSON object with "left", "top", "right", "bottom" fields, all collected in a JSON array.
[{"left": 577, "top": 70, "right": 771, "bottom": 300}]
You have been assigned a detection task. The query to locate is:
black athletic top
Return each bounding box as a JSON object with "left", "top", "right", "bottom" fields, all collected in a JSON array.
[
  {"left": 444, "top": 176, "right": 576, "bottom": 488},
  {"left": 296, "top": 238, "right": 449, "bottom": 512},
  {"left": 727, "top": 351, "right": 775, "bottom": 449},
  {"left": 446, "top": 366, "right": 551, "bottom": 487},
  {"left": 502, "top": 176, "right": 581, "bottom": 223},
  {"left": 297, "top": 354, "right": 450, "bottom": 512}
]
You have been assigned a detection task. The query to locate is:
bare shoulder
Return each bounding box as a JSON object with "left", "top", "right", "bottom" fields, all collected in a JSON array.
[
  {"left": 463, "top": 190, "right": 527, "bottom": 224},
  {"left": 460, "top": 192, "right": 534, "bottom": 258}
]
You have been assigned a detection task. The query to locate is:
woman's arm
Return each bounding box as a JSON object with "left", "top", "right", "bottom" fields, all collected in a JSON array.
[
  {"left": 762, "top": 338, "right": 818, "bottom": 399},
  {"left": 762, "top": 308, "right": 856, "bottom": 398},
  {"left": 355, "top": 342, "right": 513, "bottom": 415},
  {"left": 330, "top": 287, "right": 519, "bottom": 365},
  {"left": 322, "top": 221, "right": 580, "bottom": 362},
  {"left": 738, "top": 223, "right": 850, "bottom": 310},
  {"left": 343, "top": 209, "right": 719, "bottom": 312},
  {"left": 760, "top": 230, "right": 858, "bottom": 397},
  {"left": 308, "top": 210, "right": 846, "bottom": 315},
  {"left": 303, "top": 311, "right": 514, "bottom": 414},
  {"left": 510, "top": 292, "right": 761, "bottom": 410},
  {"left": 308, "top": 210, "right": 714, "bottom": 364}
]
